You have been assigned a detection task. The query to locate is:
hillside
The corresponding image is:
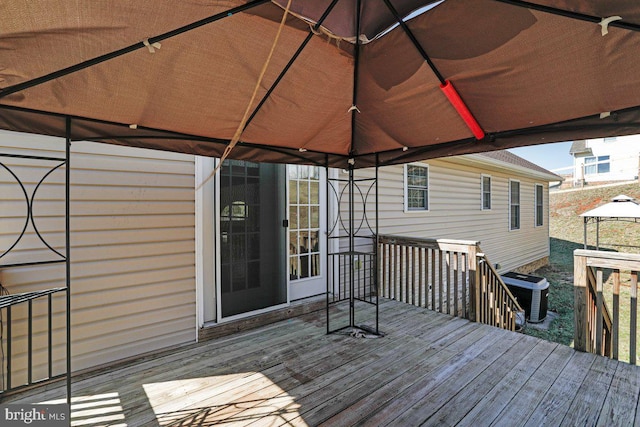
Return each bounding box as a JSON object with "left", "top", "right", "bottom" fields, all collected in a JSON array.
[
  {"left": 526, "top": 181, "right": 640, "bottom": 351},
  {"left": 550, "top": 182, "right": 640, "bottom": 268}
]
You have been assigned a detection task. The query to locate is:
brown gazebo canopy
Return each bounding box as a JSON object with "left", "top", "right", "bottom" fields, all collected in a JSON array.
[{"left": 2, "top": 0, "right": 640, "bottom": 168}]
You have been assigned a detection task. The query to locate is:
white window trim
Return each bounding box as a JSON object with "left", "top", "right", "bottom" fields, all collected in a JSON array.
[
  {"left": 535, "top": 183, "right": 544, "bottom": 227},
  {"left": 481, "top": 174, "right": 492, "bottom": 211},
  {"left": 403, "top": 163, "right": 430, "bottom": 213},
  {"left": 509, "top": 179, "right": 521, "bottom": 231}
]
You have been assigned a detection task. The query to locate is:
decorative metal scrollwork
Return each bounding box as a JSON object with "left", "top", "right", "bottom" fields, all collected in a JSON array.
[{"left": 0, "top": 154, "right": 67, "bottom": 267}]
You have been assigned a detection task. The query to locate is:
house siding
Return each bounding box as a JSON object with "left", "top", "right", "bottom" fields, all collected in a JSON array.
[
  {"left": 374, "top": 158, "right": 550, "bottom": 274},
  {"left": 2, "top": 131, "right": 553, "bottom": 380},
  {"left": 0, "top": 132, "right": 196, "bottom": 376}
]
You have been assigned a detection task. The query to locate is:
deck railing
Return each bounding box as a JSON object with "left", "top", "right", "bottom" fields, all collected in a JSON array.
[
  {"left": 378, "top": 235, "right": 522, "bottom": 331},
  {"left": 476, "top": 253, "right": 522, "bottom": 331},
  {"left": 574, "top": 249, "right": 639, "bottom": 362}
]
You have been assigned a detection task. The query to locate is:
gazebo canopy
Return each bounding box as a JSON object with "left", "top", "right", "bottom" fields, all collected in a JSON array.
[
  {"left": 3, "top": 1, "right": 640, "bottom": 168},
  {"left": 581, "top": 195, "right": 640, "bottom": 220},
  {"left": 580, "top": 194, "right": 640, "bottom": 249}
]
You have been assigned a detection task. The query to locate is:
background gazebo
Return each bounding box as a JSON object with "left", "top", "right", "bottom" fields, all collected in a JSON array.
[{"left": 580, "top": 195, "right": 640, "bottom": 250}]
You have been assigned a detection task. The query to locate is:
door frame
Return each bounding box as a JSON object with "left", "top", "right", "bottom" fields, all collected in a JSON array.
[
  {"left": 287, "top": 165, "right": 329, "bottom": 301},
  {"left": 195, "top": 159, "right": 337, "bottom": 330}
]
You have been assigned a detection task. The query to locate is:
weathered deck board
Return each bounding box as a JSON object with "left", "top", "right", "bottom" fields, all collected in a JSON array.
[
  {"left": 455, "top": 339, "right": 559, "bottom": 427},
  {"left": 597, "top": 361, "right": 640, "bottom": 426},
  {"left": 522, "top": 349, "right": 598, "bottom": 427},
  {"left": 426, "top": 337, "right": 554, "bottom": 427},
  {"left": 5, "top": 298, "right": 640, "bottom": 427},
  {"left": 489, "top": 343, "right": 575, "bottom": 427}
]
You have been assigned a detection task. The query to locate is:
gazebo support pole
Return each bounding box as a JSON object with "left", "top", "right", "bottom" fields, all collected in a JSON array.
[
  {"left": 349, "top": 164, "right": 355, "bottom": 328},
  {"left": 584, "top": 218, "right": 588, "bottom": 249},
  {"left": 65, "top": 117, "right": 72, "bottom": 406},
  {"left": 596, "top": 218, "right": 600, "bottom": 250}
]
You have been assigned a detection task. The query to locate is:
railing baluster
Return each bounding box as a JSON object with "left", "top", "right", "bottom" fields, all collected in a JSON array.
[
  {"left": 462, "top": 253, "right": 467, "bottom": 318},
  {"left": 48, "top": 293, "right": 53, "bottom": 379},
  {"left": 454, "top": 252, "right": 459, "bottom": 317},
  {"left": 399, "top": 245, "right": 404, "bottom": 303},
  {"left": 28, "top": 299, "right": 33, "bottom": 385},
  {"left": 7, "top": 306, "right": 12, "bottom": 390},
  {"left": 631, "top": 272, "right": 638, "bottom": 365},
  {"left": 612, "top": 270, "right": 620, "bottom": 360},
  {"left": 430, "top": 248, "right": 436, "bottom": 311},
  {"left": 407, "top": 246, "right": 415, "bottom": 304},
  {"left": 415, "top": 247, "right": 420, "bottom": 306},
  {"left": 446, "top": 251, "right": 451, "bottom": 315},
  {"left": 438, "top": 250, "right": 443, "bottom": 313},
  {"left": 595, "top": 268, "right": 604, "bottom": 356},
  {"left": 418, "top": 248, "right": 424, "bottom": 307}
]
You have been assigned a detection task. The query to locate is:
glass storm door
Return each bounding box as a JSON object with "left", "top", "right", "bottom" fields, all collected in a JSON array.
[
  {"left": 288, "top": 165, "right": 326, "bottom": 300},
  {"left": 219, "top": 160, "right": 286, "bottom": 318}
]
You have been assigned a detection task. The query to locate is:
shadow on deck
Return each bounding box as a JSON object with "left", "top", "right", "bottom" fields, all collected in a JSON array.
[{"left": 5, "top": 298, "right": 640, "bottom": 426}]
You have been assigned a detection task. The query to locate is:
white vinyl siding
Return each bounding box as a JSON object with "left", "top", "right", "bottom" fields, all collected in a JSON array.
[
  {"left": 367, "top": 158, "right": 550, "bottom": 274},
  {"left": 0, "top": 132, "right": 196, "bottom": 374},
  {"left": 509, "top": 180, "right": 520, "bottom": 231}
]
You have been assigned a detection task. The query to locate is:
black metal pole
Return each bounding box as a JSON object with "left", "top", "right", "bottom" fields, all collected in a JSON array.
[
  {"left": 493, "top": 0, "right": 640, "bottom": 32},
  {"left": 349, "top": 165, "right": 355, "bottom": 328},
  {"left": 375, "top": 159, "right": 379, "bottom": 334},
  {"left": 65, "top": 117, "right": 72, "bottom": 406},
  {"left": 246, "top": 0, "right": 341, "bottom": 130},
  {"left": 325, "top": 164, "right": 330, "bottom": 334},
  {"left": 347, "top": 0, "right": 363, "bottom": 330},
  {"left": 382, "top": 0, "right": 445, "bottom": 85}
]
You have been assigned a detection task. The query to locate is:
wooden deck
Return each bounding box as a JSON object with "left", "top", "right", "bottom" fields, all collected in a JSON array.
[{"left": 5, "top": 298, "right": 640, "bottom": 426}]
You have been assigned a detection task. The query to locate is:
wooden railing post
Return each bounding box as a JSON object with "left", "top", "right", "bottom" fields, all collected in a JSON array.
[
  {"left": 468, "top": 244, "right": 478, "bottom": 322},
  {"left": 574, "top": 252, "right": 588, "bottom": 352}
]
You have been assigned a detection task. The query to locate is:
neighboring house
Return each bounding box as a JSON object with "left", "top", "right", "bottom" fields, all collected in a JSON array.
[
  {"left": 570, "top": 135, "right": 640, "bottom": 186},
  {"left": 0, "top": 131, "right": 559, "bottom": 381}
]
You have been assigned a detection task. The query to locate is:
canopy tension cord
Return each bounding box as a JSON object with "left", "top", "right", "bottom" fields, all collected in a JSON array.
[
  {"left": 197, "top": 0, "right": 292, "bottom": 189},
  {"left": 243, "top": 0, "right": 342, "bottom": 151},
  {"left": 382, "top": 0, "right": 485, "bottom": 140}
]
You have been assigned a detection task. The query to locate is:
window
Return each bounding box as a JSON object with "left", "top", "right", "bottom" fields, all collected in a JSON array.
[
  {"left": 481, "top": 175, "right": 491, "bottom": 210},
  {"left": 509, "top": 180, "right": 520, "bottom": 230},
  {"left": 535, "top": 184, "right": 543, "bottom": 227},
  {"left": 404, "top": 164, "right": 429, "bottom": 211},
  {"left": 289, "top": 165, "right": 321, "bottom": 280},
  {"left": 584, "top": 155, "right": 610, "bottom": 174}
]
